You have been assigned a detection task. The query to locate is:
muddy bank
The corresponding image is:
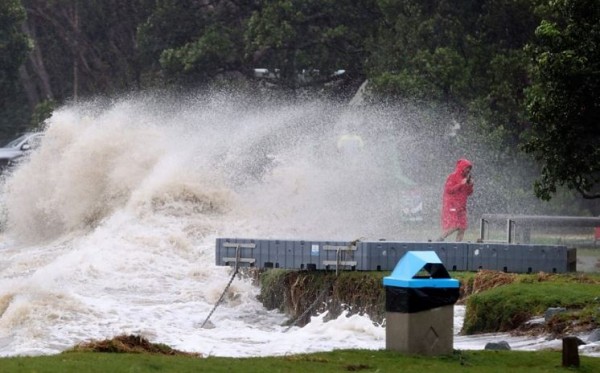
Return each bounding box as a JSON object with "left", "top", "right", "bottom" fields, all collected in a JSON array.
[{"left": 252, "top": 269, "right": 600, "bottom": 336}]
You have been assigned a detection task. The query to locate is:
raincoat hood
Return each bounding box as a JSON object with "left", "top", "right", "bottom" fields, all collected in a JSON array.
[{"left": 454, "top": 158, "right": 472, "bottom": 176}]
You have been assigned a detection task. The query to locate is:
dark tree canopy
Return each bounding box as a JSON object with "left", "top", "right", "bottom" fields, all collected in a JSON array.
[
  {"left": 0, "top": 0, "right": 31, "bottom": 104},
  {"left": 137, "top": 0, "right": 256, "bottom": 87},
  {"left": 524, "top": 0, "right": 600, "bottom": 200},
  {"left": 245, "top": 0, "right": 380, "bottom": 91},
  {"left": 0, "top": 0, "right": 598, "bottom": 209},
  {"left": 0, "top": 0, "right": 32, "bottom": 137}
]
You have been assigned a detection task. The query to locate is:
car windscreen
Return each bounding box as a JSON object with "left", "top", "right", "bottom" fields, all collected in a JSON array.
[{"left": 3, "top": 135, "right": 28, "bottom": 148}]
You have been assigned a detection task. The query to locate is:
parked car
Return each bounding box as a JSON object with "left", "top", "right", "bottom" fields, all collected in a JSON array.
[{"left": 0, "top": 132, "right": 44, "bottom": 169}]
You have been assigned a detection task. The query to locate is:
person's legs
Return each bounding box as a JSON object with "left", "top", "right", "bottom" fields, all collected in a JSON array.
[
  {"left": 455, "top": 228, "right": 466, "bottom": 242},
  {"left": 437, "top": 227, "right": 458, "bottom": 241}
]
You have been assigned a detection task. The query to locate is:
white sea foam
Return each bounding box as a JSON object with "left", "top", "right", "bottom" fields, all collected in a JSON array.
[{"left": 0, "top": 94, "right": 597, "bottom": 358}]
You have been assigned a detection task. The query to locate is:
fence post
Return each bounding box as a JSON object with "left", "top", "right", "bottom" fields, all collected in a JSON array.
[
  {"left": 479, "top": 219, "right": 487, "bottom": 242},
  {"left": 506, "top": 219, "right": 513, "bottom": 243}
]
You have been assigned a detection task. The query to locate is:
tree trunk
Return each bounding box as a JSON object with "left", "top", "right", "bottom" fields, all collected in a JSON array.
[
  {"left": 18, "top": 65, "right": 40, "bottom": 110},
  {"left": 19, "top": 18, "right": 54, "bottom": 109}
]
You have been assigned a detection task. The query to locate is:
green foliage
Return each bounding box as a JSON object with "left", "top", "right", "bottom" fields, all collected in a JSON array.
[
  {"left": 0, "top": 0, "right": 31, "bottom": 103},
  {"left": 523, "top": 0, "right": 600, "bottom": 200},
  {"left": 19, "top": 0, "right": 153, "bottom": 102},
  {"left": 245, "top": 0, "right": 379, "bottom": 89},
  {"left": 369, "top": 0, "right": 541, "bottom": 131},
  {"left": 0, "top": 0, "right": 596, "bottom": 210},
  {"left": 30, "top": 99, "right": 56, "bottom": 128},
  {"left": 138, "top": 0, "right": 253, "bottom": 87},
  {"left": 0, "top": 0, "right": 29, "bottom": 138},
  {"left": 369, "top": 0, "right": 472, "bottom": 102},
  {"left": 0, "top": 0, "right": 33, "bottom": 141},
  {"left": 366, "top": 0, "right": 598, "bottom": 215}
]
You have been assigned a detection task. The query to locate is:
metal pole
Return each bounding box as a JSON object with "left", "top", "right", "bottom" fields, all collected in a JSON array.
[
  {"left": 479, "top": 219, "right": 488, "bottom": 242},
  {"left": 336, "top": 247, "right": 340, "bottom": 276},
  {"left": 507, "top": 219, "right": 514, "bottom": 243}
]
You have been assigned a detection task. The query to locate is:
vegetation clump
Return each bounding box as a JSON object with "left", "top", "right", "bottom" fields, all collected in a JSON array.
[{"left": 68, "top": 334, "right": 200, "bottom": 357}]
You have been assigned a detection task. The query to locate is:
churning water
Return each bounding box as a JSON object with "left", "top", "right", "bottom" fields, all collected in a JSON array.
[{"left": 0, "top": 93, "right": 598, "bottom": 357}]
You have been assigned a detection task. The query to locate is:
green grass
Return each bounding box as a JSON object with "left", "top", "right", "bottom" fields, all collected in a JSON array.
[
  {"left": 463, "top": 277, "right": 600, "bottom": 333},
  {"left": 578, "top": 247, "right": 600, "bottom": 258},
  {"left": 1, "top": 349, "right": 599, "bottom": 373}
]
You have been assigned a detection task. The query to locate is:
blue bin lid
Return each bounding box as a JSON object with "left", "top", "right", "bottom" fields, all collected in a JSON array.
[{"left": 382, "top": 251, "right": 459, "bottom": 288}]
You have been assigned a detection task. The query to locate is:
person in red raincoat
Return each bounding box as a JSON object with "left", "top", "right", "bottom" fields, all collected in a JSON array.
[{"left": 437, "top": 158, "right": 473, "bottom": 242}]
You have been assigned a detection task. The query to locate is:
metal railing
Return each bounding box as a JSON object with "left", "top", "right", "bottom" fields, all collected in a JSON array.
[{"left": 479, "top": 214, "right": 600, "bottom": 243}]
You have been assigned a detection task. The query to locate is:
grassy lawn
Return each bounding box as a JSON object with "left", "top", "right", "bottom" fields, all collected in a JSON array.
[{"left": 1, "top": 349, "right": 599, "bottom": 373}]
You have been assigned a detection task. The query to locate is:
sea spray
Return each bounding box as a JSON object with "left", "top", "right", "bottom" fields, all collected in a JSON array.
[{"left": 0, "top": 91, "right": 587, "bottom": 357}]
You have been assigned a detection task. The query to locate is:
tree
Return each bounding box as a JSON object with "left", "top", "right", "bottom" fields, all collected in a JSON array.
[
  {"left": 0, "top": 0, "right": 31, "bottom": 105},
  {"left": 367, "top": 0, "right": 474, "bottom": 104},
  {"left": 21, "top": 0, "right": 153, "bottom": 105},
  {"left": 137, "top": 0, "right": 257, "bottom": 88},
  {"left": 365, "top": 0, "right": 540, "bottom": 185},
  {"left": 0, "top": 0, "right": 32, "bottom": 138},
  {"left": 245, "top": 0, "right": 380, "bottom": 91},
  {"left": 524, "top": 0, "right": 600, "bottom": 200},
  {"left": 368, "top": 0, "right": 541, "bottom": 120},
  {"left": 363, "top": 0, "right": 595, "bottom": 217}
]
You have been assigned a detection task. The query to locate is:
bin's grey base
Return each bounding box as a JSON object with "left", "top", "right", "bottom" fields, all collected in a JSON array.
[{"left": 386, "top": 305, "right": 454, "bottom": 355}]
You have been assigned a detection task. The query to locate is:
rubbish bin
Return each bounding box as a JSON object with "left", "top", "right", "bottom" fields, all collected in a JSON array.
[{"left": 383, "top": 251, "right": 460, "bottom": 355}]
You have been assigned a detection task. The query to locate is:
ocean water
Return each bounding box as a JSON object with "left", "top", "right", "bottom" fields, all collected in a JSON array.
[{"left": 0, "top": 94, "right": 598, "bottom": 358}]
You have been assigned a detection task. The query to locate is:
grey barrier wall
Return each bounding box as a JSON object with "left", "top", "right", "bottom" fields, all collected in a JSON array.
[
  {"left": 356, "top": 242, "right": 469, "bottom": 272},
  {"left": 215, "top": 238, "right": 362, "bottom": 270},
  {"left": 215, "top": 238, "right": 576, "bottom": 273},
  {"left": 467, "top": 244, "right": 576, "bottom": 273}
]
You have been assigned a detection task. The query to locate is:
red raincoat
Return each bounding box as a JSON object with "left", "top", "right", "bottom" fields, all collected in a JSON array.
[{"left": 441, "top": 159, "right": 473, "bottom": 230}]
